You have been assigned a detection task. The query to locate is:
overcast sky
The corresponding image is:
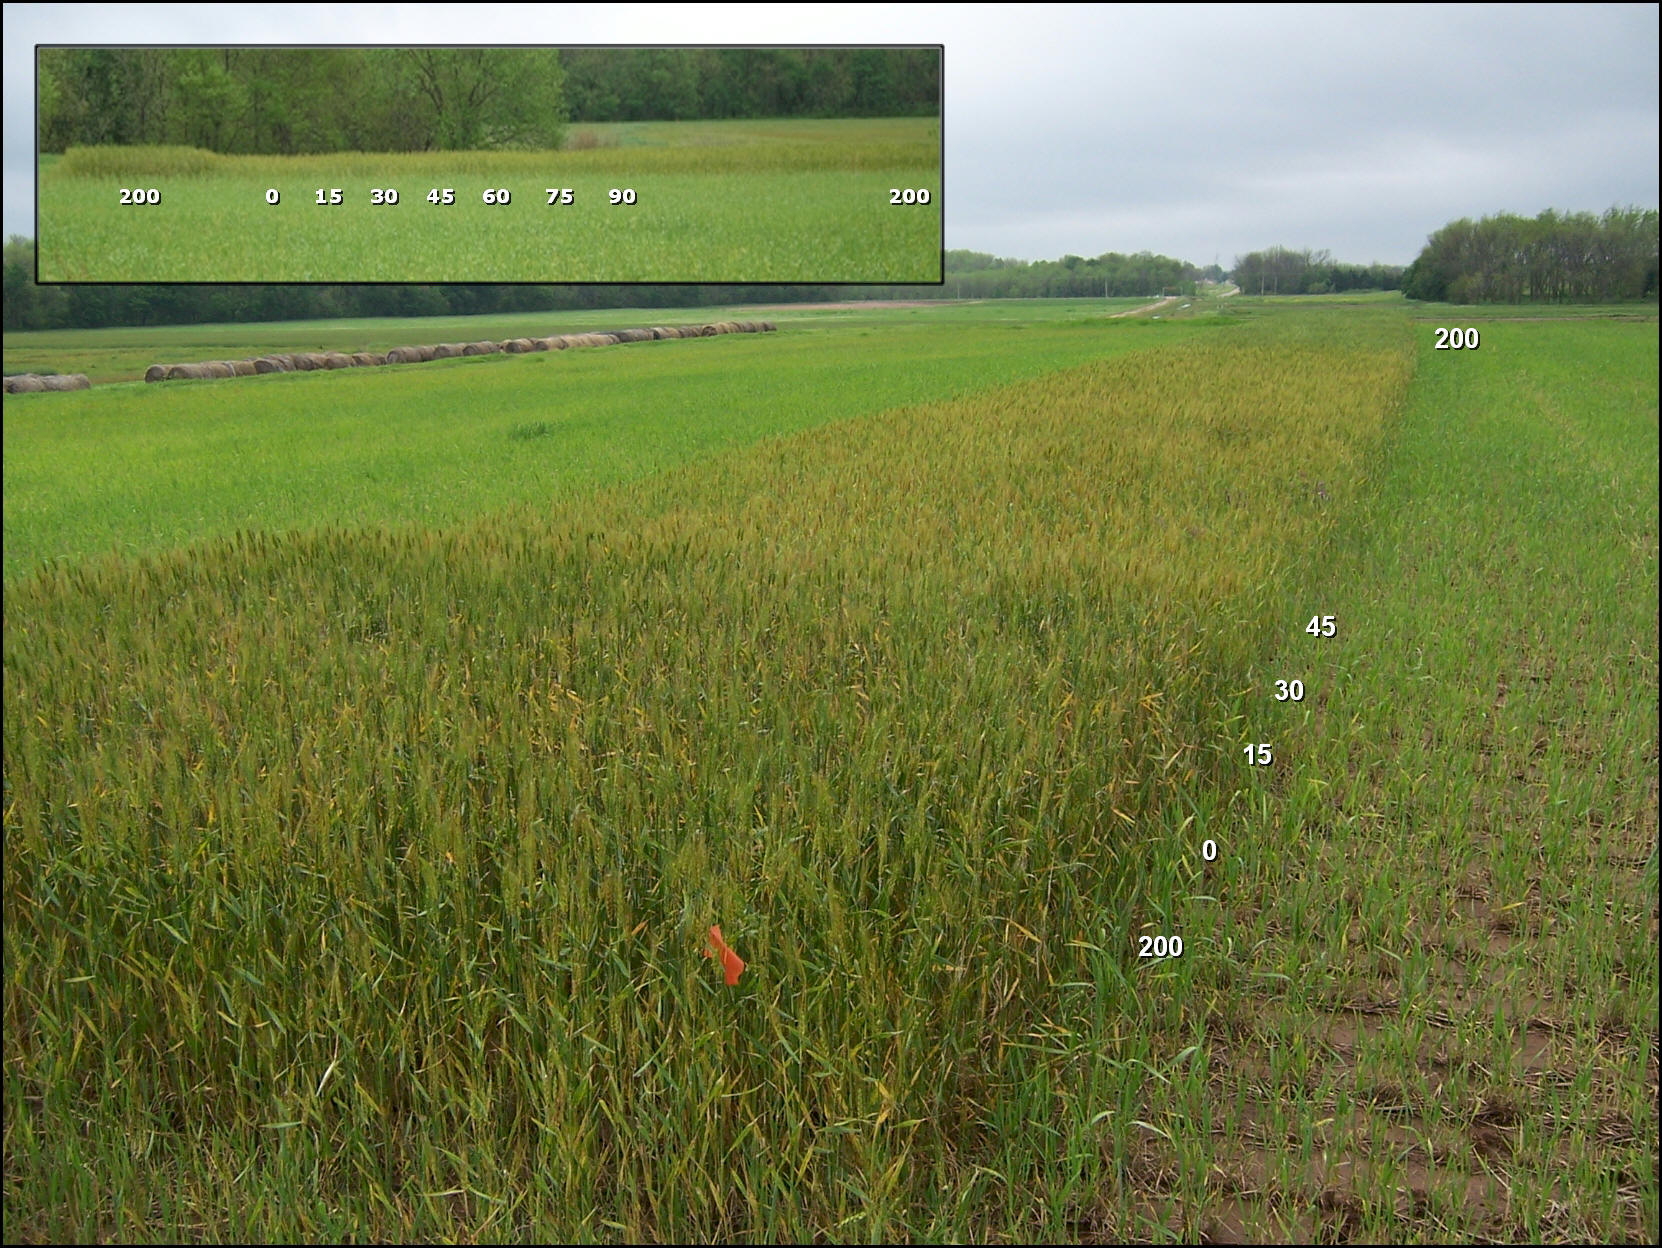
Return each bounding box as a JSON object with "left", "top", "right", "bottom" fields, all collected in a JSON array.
[{"left": 4, "top": 3, "right": 1656, "bottom": 267}]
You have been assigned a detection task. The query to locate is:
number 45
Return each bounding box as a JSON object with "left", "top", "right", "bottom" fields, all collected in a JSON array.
[{"left": 1305, "top": 614, "right": 1336, "bottom": 637}]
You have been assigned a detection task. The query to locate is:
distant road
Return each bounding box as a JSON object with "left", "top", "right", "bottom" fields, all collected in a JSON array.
[{"left": 1108, "top": 296, "right": 1180, "bottom": 319}]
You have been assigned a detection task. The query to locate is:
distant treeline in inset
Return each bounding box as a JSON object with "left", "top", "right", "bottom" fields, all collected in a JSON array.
[
  {"left": 559, "top": 49, "right": 938, "bottom": 123},
  {"left": 1402, "top": 207, "right": 1658, "bottom": 303},
  {"left": 36, "top": 47, "right": 938, "bottom": 157}
]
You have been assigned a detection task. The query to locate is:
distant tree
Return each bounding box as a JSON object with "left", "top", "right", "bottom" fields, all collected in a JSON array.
[
  {"left": 401, "top": 50, "right": 567, "bottom": 150},
  {"left": 1405, "top": 207, "right": 1657, "bottom": 302},
  {"left": 169, "top": 50, "right": 249, "bottom": 152},
  {"left": 3, "top": 235, "right": 39, "bottom": 331}
]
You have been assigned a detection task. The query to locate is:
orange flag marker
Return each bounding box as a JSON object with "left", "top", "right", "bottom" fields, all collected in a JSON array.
[{"left": 704, "top": 925, "right": 746, "bottom": 986}]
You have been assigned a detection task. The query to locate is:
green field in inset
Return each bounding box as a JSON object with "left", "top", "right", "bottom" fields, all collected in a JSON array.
[{"left": 36, "top": 118, "right": 942, "bottom": 283}]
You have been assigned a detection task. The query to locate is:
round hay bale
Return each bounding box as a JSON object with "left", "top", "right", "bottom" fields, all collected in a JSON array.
[
  {"left": 8, "top": 374, "right": 47, "bottom": 392},
  {"left": 322, "top": 352, "right": 353, "bottom": 370},
  {"left": 166, "top": 363, "right": 200, "bottom": 380},
  {"left": 1, "top": 377, "right": 15, "bottom": 393},
  {"left": 288, "top": 353, "right": 319, "bottom": 371},
  {"left": 39, "top": 373, "right": 92, "bottom": 391},
  {"left": 144, "top": 363, "right": 168, "bottom": 383},
  {"left": 544, "top": 335, "right": 571, "bottom": 350},
  {"left": 232, "top": 360, "right": 257, "bottom": 377},
  {"left": 526, "top": 337, "right": 552, "bottom": 351},
  {"left": 648, "top": 327, "right": 672, "bottom": 340},
  {"left": 386, "top": 346, "right": 418, "bottom": 365},
  {"left": 349, "top": 352, "right": 376, "bottom": 367},
  {"left": 502, "top": 338, "right": 535, "bottom": 353},
  {"left": 461, "top": 341, "right": 498, "bottom": 356},
  {"left": 202, "top": 361, "right": 235, "bottom": 379},
  {"left": 432, "top": 343, "right": 463, "bottom": 359},
  {"left": 252, "top": 357, "right": 287, "bottom": 374},
  {"left": 414, "top": 345, "right": 436, "bottom": 362},
  {"left": 760, "top": 321, "right": 777, "bottom": 332}
]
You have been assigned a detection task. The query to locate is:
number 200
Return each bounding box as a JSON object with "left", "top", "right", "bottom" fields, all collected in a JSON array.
[
  {"left": 1138, "top": 935, "right": 1183, "bottom": 958},
  {"left": 1434, "top": 327, "right": 1479, "bottom": 349}
]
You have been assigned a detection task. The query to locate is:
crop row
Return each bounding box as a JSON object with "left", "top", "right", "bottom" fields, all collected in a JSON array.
[{"left": 4, "top": 317, "right": 1416, "bottom": 1238}]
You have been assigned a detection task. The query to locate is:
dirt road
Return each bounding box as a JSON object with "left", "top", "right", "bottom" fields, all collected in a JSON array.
[{"left": 1107, "top": 296, "right": 1181, "bottom": 318}]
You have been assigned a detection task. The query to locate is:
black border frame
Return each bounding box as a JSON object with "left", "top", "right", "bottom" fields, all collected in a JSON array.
[{"left": 33, "top": 42, "right": 945, "bottom": 289}]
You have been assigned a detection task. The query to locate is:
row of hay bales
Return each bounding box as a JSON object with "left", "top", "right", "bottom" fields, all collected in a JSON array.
[
  {"left": 143, "top": 351, "right": 388, "bottom": 382},
  {"left": 4, "top": 372, "right": 92, "bottom": 393},
  {"left": 143, "top": 321, "right": 777, "bottom": 383}
]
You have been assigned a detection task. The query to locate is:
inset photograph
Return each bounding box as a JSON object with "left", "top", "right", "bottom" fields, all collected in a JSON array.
[{"left": 35, "top": 46, "right": 943, "bottom": 284}]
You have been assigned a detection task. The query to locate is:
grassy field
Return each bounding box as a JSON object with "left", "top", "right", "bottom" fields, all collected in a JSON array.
[
  {"left": 3, "top": 298, "right": 1655, "bottom": 1241},
  {"left": 0, "top": 297, "right": 1156, "bottom": 386},
  {"left": 3, "top": 301, "right": 1174, "bottom": 584},
  {"left": 35, "top": 119, "right": 941, "bottom": 283}
]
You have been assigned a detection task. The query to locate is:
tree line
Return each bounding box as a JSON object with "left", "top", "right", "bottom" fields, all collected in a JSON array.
[
  {"left": 39, "top": 49, "right": 571, "bottom": 155},
  {"left": 34, "top": 215, "right": 1618, "bottom": 334},
  {"left": 559, "top": 49, "right": 938, "bottom": 123},
  {"left": 3, "top": 240, "right": 1204, "bottom": 332},
  {"left": 1229, "top": 247, "right": 1404, "bottom": 296},
  {"left": 1400, "top": 207, "right": 1658, "bottom": 303},
  {"left": 925, "top": 250, "right": 1210, "bottom": 299},
  {"left": 36, "top": 48, "right": 938, "bottom": 158}
]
